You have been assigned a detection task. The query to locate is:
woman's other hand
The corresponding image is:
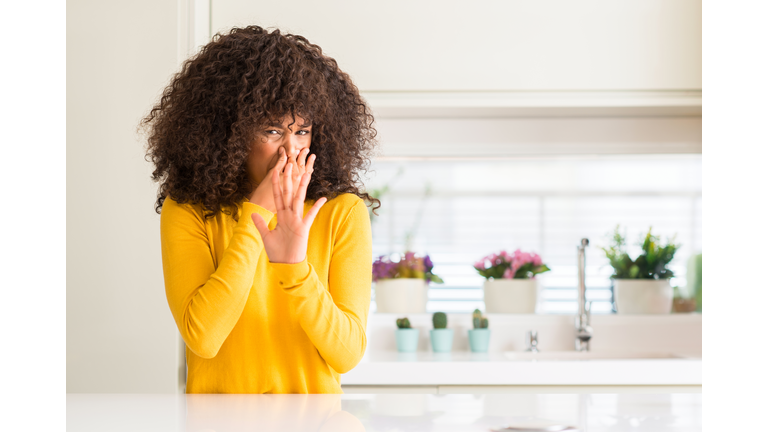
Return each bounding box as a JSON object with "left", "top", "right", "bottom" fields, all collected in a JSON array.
[
  {"left": 248, "top": 147, "right": 314, "bottom": 213},
  {"left": 251, "top": 156, "right": 326, "bottom": 264}
]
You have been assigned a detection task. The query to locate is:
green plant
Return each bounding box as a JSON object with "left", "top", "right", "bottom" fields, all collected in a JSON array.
[
  {"left": 601, "top": 225, "right": 680, "bottom": 279},
  {"left": 432, "top": 312, "right": 447, "bottom": 329},
  {"left": 396, "top": 317, "right": 412, "bottom": 329},
  {"left": 471, "top": 309, "right": 488, "bottom": 329}
]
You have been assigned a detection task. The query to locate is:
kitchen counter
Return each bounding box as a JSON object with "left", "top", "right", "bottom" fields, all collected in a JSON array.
[
  {"left": 67, "top": 393, "right": 702, "bottom": 431},
  {"left": 340, "top": 352, "right": 702, "bottom": 386}
]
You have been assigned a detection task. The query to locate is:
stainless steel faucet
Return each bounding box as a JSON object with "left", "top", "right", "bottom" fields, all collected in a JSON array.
[
  {"left": 576, "top": 238, "right": 593, "bottom": 351},
  {"left": 525, "top": 330, "right": 539, "bottom": 353}
]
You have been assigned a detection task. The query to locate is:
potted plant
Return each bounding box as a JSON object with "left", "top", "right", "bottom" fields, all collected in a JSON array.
[
  {"left": 429, "top": 312, "right": 453, "bottom": 352},
  {"left": 467, "top": 309, "right": 490, "bottom": 353},
  {"left": 372, "top": 251, "right": 444, "bottom": 313},
  {"left": 474, "top": 249, "right": 551, "bottom": 313},
  {"left": 601, "top": 225, "right": 680, "bottom": 314},
  {"left": 395, "top": 317, "right": 419, "bottom": 352}
]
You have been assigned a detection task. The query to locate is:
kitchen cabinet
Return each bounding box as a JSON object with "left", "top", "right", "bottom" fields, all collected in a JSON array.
[{"left": 211, "top": 0, "right": 701, "bottom": 93}]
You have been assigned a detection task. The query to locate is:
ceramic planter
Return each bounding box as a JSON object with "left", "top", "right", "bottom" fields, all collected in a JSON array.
[
  {"left": 467, "top": 329, "right": 491, "bottom": 353},
  {"left": 429, "top": 328, "right": 454, "bottom": 352},
  {"left": 482, "top": 279, "right": 539, "bottom": 313},
  {"left": 374, "top": 278, "right": 428, "bottom": 313},
  {"left": 395, "top": 328, "right": 420, "bottom": 352},
  {"left": 614, "top": 279, "right": 673, "bottom": 314}
]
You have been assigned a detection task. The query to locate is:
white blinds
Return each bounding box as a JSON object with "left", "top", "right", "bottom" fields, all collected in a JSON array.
[{"left": 364, "top": 155, "right": 702, "bottom": 314}]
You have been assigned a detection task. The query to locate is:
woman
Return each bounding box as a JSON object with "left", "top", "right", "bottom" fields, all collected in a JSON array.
[{"left": 141, "top": 25, "right": 379, "bottom": 394}]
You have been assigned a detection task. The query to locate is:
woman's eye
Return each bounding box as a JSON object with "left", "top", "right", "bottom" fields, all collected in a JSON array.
[
  {"left": 266, "top": 130, "right": 280, "bottom": 135},
  {"left": 297, "top": 130, "right": 310, "bottom": 136}
]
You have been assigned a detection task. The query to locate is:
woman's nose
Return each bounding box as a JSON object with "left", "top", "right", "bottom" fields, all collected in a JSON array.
[{"left": 282, "top": 135, "right": 302, "bottom": 158}]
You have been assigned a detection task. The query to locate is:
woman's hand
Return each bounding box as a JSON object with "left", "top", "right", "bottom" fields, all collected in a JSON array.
[
  {"left": 248, "top": 147, "right": 314, "bottom": 213},
  {"left": 251, "top": 157, "right": 327, "bottom": 264}
]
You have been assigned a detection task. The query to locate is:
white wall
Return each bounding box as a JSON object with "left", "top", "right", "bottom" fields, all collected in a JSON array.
[{"left": 67, "top": 0, "right": 180, "bottom": 393}]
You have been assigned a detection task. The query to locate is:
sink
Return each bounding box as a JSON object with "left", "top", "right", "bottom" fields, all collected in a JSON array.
[{"left": 503, "top": 351, "right": 688, "bottom": 361}]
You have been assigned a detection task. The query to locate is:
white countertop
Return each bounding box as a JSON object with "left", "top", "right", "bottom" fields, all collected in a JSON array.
[
  {"left": 67, "top": 393, "right": 702, "bottom": 431},
  {"left": 341, "top": 351, "right": 702, "bottom": 386}
]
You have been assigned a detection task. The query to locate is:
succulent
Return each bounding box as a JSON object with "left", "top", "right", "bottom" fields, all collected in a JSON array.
[
  {"left": 396, "top": 317, "right": 412, "bottom": 329},
  {"left": 472, "top": 309, "right": 489, "bottom": 329},
  {"left": 432, "top": 312, "right": 447, "bottom": 329}
]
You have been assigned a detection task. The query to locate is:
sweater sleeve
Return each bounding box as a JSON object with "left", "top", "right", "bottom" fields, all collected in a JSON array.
[
  {"left": 160, "top": 199, "right": 275, "bottom": 359},
  {"left": 269, "top": 198, "right": 372, "bottom": 374}
]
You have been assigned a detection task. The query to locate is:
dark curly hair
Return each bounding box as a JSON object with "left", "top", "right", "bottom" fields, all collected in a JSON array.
[{"left": 140, "top": 25, "right": 380, "bottom": 219}]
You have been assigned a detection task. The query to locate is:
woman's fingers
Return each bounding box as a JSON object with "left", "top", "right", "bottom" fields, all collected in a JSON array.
[
  {"left": 299, "top": 148, "right": 310, "bottom": 172},
  {"left": 271, "top": 163, "right": 285, "bottom": 211},
  {"left": 293, "top": 172, "right": 310, "bottom": 213},
  {"left": 302, "top": 197, "right": 327, "bottom": 227},
  {"left": 251, "top": 212, "right": 270, "bottom": 239},
  {"left": 306, "top": 153, "right": 316, "bottom": 174},
  {"left": 282, "top": 163, "right": 294, "bottom": 210}
]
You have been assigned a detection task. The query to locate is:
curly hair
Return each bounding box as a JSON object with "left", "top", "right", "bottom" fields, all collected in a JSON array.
[{"left": 140, "top": 25, "right": 380, "bottom": 219}]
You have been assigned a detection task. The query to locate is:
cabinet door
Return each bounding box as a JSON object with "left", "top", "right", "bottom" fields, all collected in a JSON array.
[{"left": 211, "top": 0, "right": 701, "bottom": 92}]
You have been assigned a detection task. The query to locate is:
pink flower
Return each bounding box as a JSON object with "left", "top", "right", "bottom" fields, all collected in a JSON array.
[
  {"left": 532, "top": 253, "right": 542, "bottom": 267},
  {"left": 500, "top": 250, "right": 513, "bottom": 262},
  {"left": 474, "top": 259, "right": 486, "bottom": 270},
  {"left": 503, "top": 268, "right": 514, "bottom": 279}
]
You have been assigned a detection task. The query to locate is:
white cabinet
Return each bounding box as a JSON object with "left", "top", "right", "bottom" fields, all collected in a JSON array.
[{"left": 211, "top": 0, "right": 701, "bottom": 92}]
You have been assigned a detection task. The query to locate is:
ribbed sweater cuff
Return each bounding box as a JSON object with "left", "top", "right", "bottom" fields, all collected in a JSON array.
[
  {"left": 270, "top": 259, "right": 313, "bottom": 293},
  {"left": 240, "top": 202, "right": 274, "bottom": 233}
]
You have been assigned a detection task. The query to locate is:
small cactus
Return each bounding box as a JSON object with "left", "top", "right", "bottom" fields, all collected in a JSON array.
[
  {"left": 396, "top": 317, "right": 412, "bottom": 329},
  {"left": 432, "top": 312, "right": 447, "bottom": 329},
  {"left": 472, "top": 310, "right": 489, "bottom": 329},
  {"left": 472, "top": 308, "right": 482, "bottom": 321}
]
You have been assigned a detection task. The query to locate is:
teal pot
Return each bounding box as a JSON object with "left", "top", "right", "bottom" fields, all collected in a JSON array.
[
  {"left": 468, "top": 329, "right": 491, "bottom": 353},
  {"left": 429, "top": 329, "right": 454, "bottom": 353},
  {"left": 395, "top": 328, "right": 420, "bottom": 352}
]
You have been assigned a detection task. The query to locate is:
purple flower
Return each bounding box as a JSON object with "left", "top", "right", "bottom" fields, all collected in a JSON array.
[{"left": 373, "top": 251, "right": 440, "bottom": 282}]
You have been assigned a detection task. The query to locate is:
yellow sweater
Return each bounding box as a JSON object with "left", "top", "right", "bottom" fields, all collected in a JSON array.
[{"left": 160, "top": 193, "right": 372, "bottom": 393}]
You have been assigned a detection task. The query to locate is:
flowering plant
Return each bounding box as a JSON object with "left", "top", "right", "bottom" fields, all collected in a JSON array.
[
  {"left": 473, "top": 249, "right": 551, "bottom": 280},
  {"left": 372, "top": 251, "right": 444, "bottom": 284}
]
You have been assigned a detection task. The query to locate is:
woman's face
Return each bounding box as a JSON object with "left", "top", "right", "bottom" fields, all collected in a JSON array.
[{"left": 247, "top": 114, "right": 312, "bottom": 186}]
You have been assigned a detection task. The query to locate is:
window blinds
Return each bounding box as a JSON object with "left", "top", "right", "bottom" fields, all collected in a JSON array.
[{"left": 364, "top": 155, "right": 702, "bottom": 314}]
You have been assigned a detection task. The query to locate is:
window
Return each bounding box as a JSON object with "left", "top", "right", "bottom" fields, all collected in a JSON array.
[{"left": 364, "top": 154, "right": 702, "bottom": 314}]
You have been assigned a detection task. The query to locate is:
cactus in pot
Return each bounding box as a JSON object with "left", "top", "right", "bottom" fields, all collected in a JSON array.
[
  {"left": 472, "top": 309, "right": 488, "bottom": 329},
  {"left": 468, "top": 308, "right": 491, "bottom": 352},
  {"left": 429, "top": 312, "right": 453, "bottom": 352},
  {"left": 432, "top": 312, "right": 447, "bottom": 329},
  {"left": 396, "top": 317, "right": 412, "bottom": 329},
  {"left": 395, "top": 316, "right": 418, "bottom": 352}
]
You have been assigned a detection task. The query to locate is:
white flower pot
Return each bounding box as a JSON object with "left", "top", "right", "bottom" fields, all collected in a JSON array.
[
  {"left": 614, "top": 279, "right": 673, "bottom": 314},
  {"left": 482, "top": 279, "right": 539, "bottom": 313},
  {"left": 374, "top": 278, "right": 428, "bottom": 313}
]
